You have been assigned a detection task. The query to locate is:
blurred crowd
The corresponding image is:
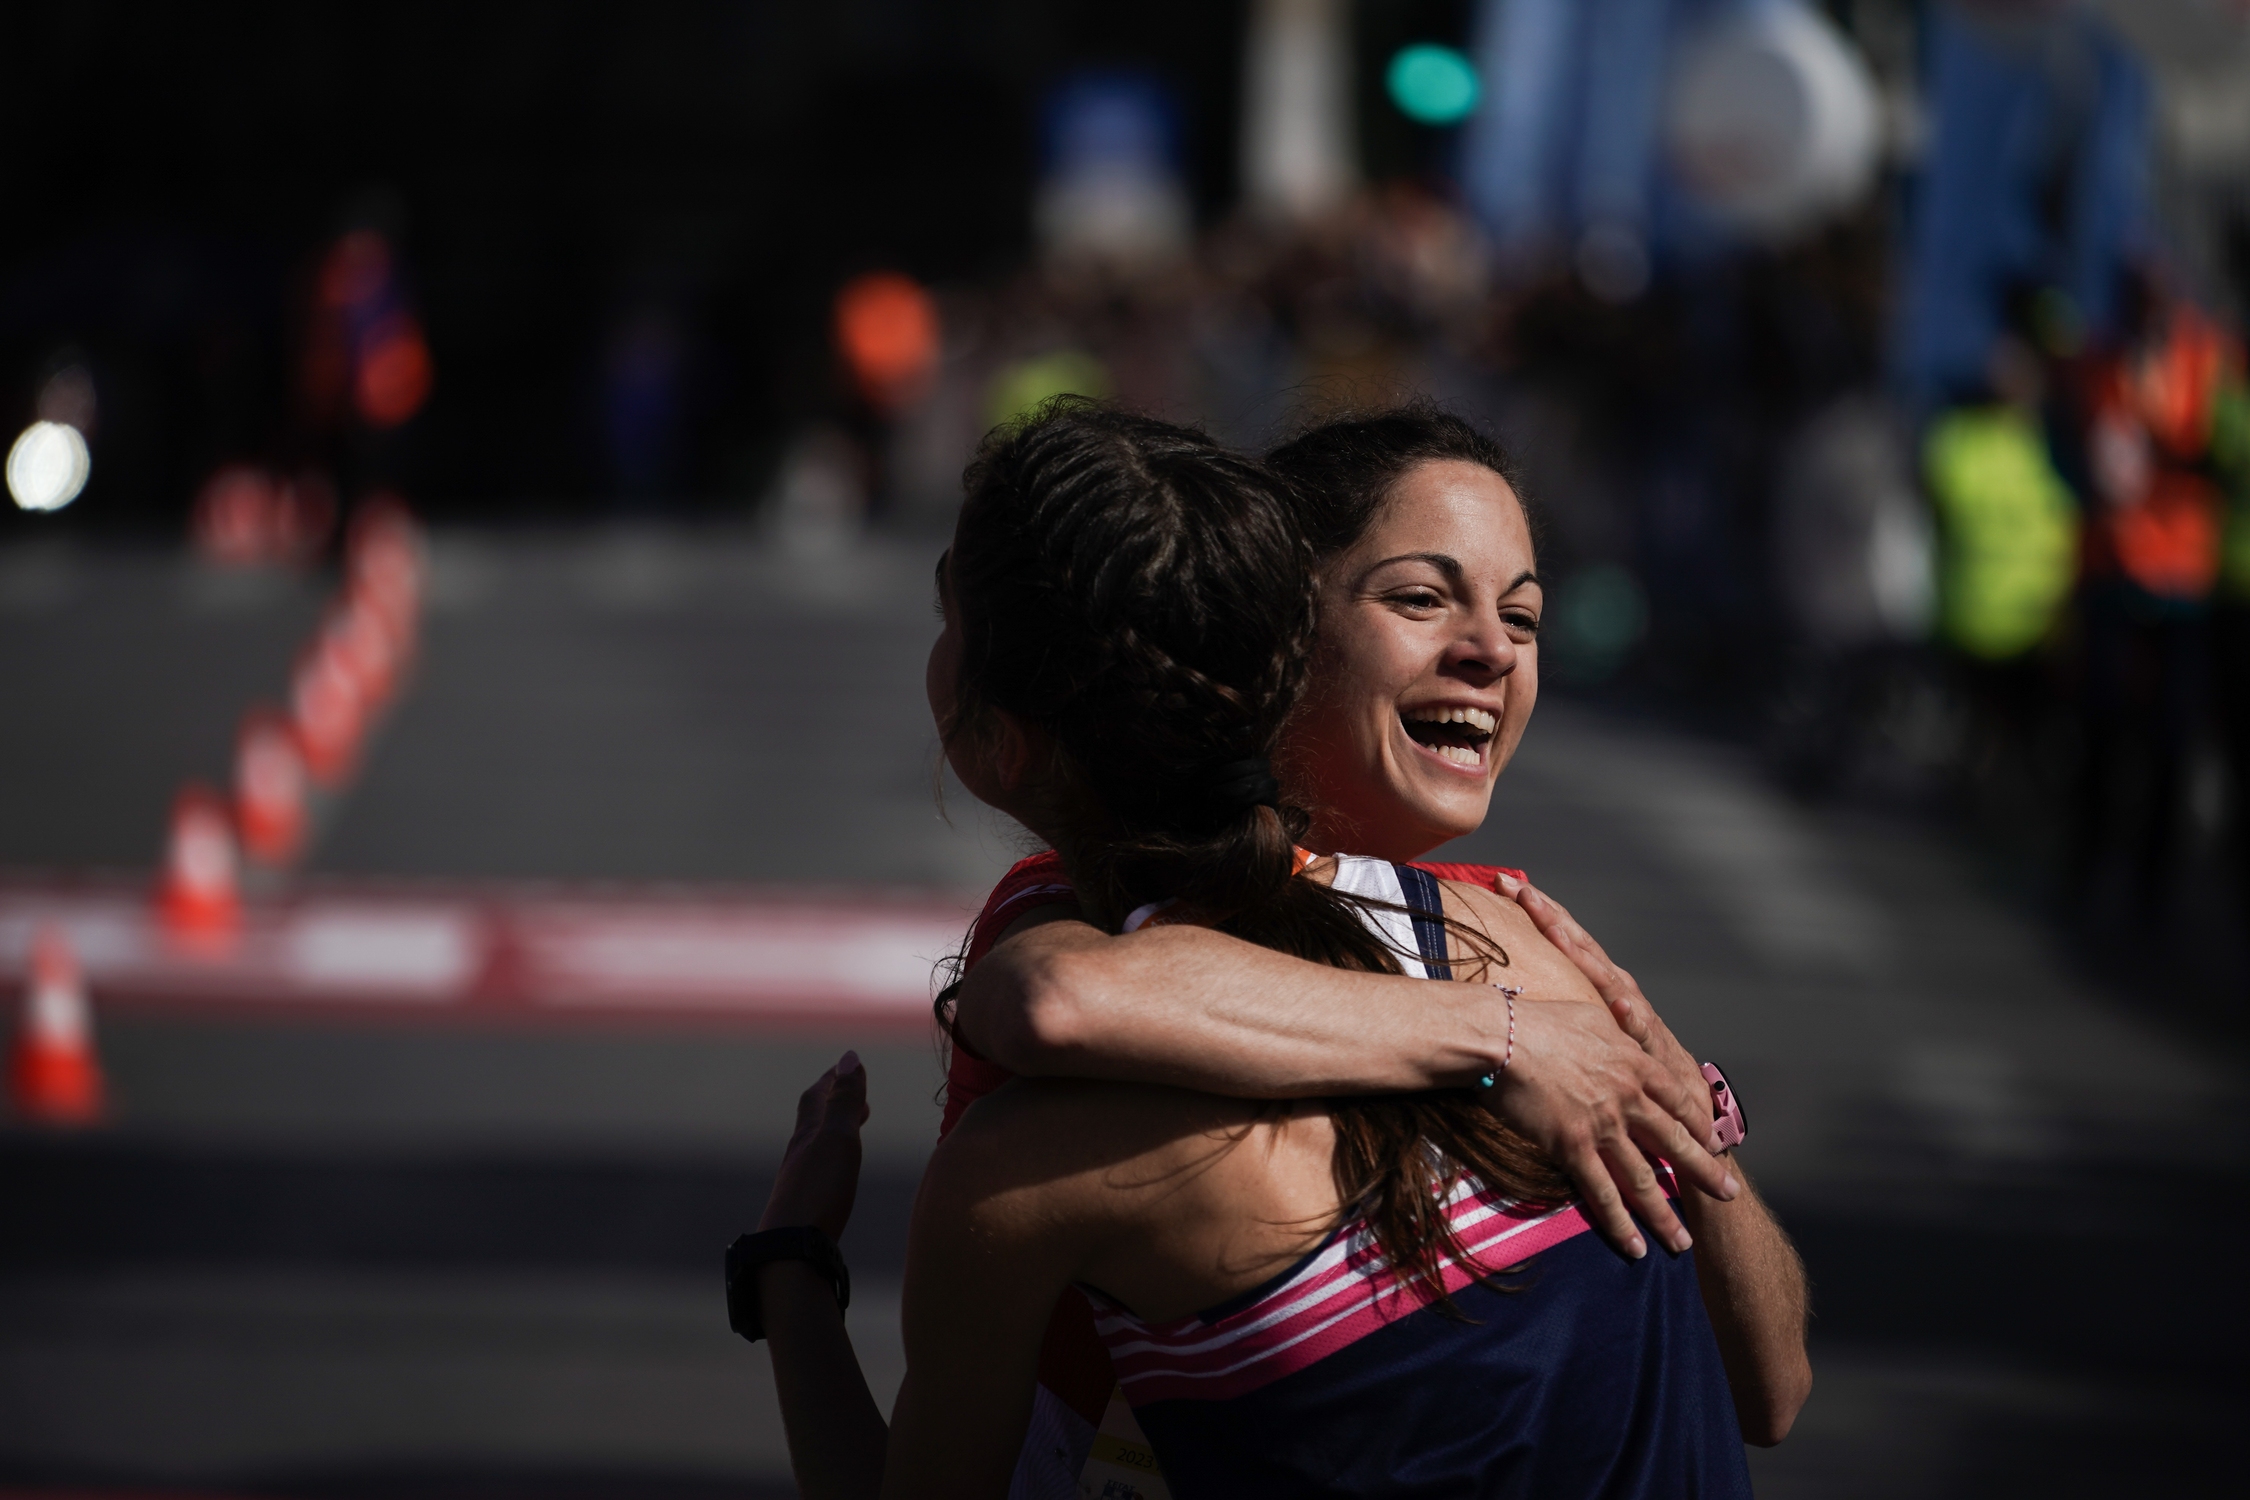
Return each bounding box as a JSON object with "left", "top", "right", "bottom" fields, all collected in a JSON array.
[
  {"left": 785, "top": 196, "right": 2245, "bottom": 954},
  {"left": 781, "top": 4, "right": 2250, "bottom": 961},
  {"left": 8, "top": 1, "right": 2247, "bottom": 961}
]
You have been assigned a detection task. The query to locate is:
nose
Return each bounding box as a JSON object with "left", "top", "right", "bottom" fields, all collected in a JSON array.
[{"left": 1442, "top": 613, "right": 1516, "bottom": 683}]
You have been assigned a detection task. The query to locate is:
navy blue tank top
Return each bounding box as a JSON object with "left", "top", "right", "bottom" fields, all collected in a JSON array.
[{"left": 1083, "top": 857, "right": 1753, "bottom": 1499}]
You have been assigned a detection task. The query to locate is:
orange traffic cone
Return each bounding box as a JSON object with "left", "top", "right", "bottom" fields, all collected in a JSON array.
[
  {"left": 235, "top": 707, "right": 308, "bottom": 865},
  {"left": 158, "top": 783, "right": 241, "bottom": 945},
  {"left": 290, "top": 639, "right": 365, "bottom": 788},
  {"left": 348, "top": 500, "right": 424, "bottom": 633},
  {"left": 11, "top": 924, "right": 106, "bottom": 1125},
  {"left": 322, "top": 595, "right": 399, "bottom": 710}
]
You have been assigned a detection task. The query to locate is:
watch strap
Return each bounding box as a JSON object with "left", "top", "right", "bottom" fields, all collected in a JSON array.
[
  {"left": 726, "top": 1226, "right": 851, "bottom": 1343},
  {"left": 1702, "top": 1061, "right": 1747, "bottom": 1150}
]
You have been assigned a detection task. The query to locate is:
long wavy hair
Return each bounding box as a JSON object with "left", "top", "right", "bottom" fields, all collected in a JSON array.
[{"left": 939, "top": 400, "right": 1565, "bottom": 1308}]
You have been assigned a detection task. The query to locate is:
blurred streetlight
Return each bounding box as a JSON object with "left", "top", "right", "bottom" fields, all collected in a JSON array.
[
  {"left": 7, "top": 421, "right": 90, "bottom": 513},
  {"left": 1387, "top": 44, "right": 1481, "bottom": 127},
  {"left": 834, "top": 272, "right": 940, "bottom": 415}
]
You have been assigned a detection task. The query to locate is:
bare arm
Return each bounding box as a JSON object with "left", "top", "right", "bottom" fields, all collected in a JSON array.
[
  {"left": 954, "top": 905, "right": 1737, "bottom": 1260},
  {"left": 753, "top": 1057, "right": 888, "bottom": 1500},
  {"left": 751, "top": 1055, "right": 1081, "bottom": 1500},
  {"left": 882, "top": 1092, "right": 1104, "bottom": 1500},
  {"left": 956, "top": 906, "right": 1512, "bottom": 1096},
  {"left": 1508, "top": 878, "right": 1812, "bottom": 1443},
  {"left": 762, "top": 1260, "right": 889, "bottom": 1499},
  {"left": 1676, "top": 1163, "right": 1812, "bottom": 1444}
]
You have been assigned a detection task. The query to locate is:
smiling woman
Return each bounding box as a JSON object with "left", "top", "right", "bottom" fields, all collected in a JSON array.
[
  {"left": 909, "top": 407, "right": 1804, "bottom": 1493},
  {"left": 1273, "top": 415, "right": 1544, "bottom": 862},
  {"left": 946, "top": 406, "right": 1747, "bottom": 1266},
  {"left": 744, "top": 405, "right": 1794, "bottom": 1500}
]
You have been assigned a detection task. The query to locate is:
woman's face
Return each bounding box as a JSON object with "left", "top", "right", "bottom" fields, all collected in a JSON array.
[
  {"left": 925, "top": 550, "right": 1000, "bottom": 809},
  {"left": 927, "top": 547, "right": 1048, "bottom": 832},
  {"left": 1285, "top": 459, "right": 1541, "bottom": 861}
]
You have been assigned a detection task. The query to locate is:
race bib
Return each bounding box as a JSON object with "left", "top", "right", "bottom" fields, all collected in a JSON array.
[{"left": 1076, "top": 1385, "right": 1172, "bottom": 1500}]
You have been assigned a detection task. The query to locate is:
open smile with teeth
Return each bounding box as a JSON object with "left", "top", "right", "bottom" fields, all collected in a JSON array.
[{"left": 1401, "top": 705, "right": 1498, "bottom": 770}]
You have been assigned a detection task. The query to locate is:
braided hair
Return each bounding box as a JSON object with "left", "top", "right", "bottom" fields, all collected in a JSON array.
[
  {"left": 949, "top": 399, "right": 1337, "bottom": 945},
  {"left": 946, "top": 399, "right": 1567, "bottom": 1311}
]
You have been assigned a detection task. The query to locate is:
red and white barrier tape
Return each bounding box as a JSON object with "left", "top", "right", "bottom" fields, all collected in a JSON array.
[{"left": 0, "top": 880, "right": 974, "bottom": 1030}]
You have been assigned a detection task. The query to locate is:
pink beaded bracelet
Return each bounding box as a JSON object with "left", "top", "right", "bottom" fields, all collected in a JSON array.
[{"left": 1475, "top": 984, "right": 1522, "bottom": 1090}]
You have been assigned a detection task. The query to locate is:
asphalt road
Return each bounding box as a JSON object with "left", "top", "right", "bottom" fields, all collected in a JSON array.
[{"left": 2, "top": 530, "right": 2245, "bottom": 1498}]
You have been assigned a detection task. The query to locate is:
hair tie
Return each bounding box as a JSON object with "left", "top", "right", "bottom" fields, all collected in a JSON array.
[{"left": 1201, "top": 758, "right": 1280, "bottom": 813}]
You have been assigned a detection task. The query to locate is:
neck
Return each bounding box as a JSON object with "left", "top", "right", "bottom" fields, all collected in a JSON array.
[
  {"left": 1303, "top": 812, "right": 1445, "bottom": 866},
  {"left": 1043, "top": 836, "right": 1127, "bottom": 933}
]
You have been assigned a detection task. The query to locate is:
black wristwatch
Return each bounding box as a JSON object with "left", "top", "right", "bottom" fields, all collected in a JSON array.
[{"left": 725, "top": 1226, "right": 851, "bottom": 1343}]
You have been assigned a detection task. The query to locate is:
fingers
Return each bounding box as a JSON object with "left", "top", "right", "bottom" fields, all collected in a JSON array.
[
  {"left": 1638, "top": 1010, "right": 1702, "bottom": 1086},
  {"left": 1511, "top": 881, "right": 1640, "bottom": 1004},
  {"left": 1492, "top": 1001, "right": 1733, "bottom": 1256},
  {"left": 1519, "top": 885, "right": 1634, "bottom": 995},
  {"left": 1650, "top": 1113, "right": 1740, "bottom": 1202},
  {"left": 1649, "top": 1060, "right": 1710, "bottom": 1148},
  {"left": 1599, "top": 1136, "right": 1693, "bottom": 1254},
  {"left": 1609, "top": 995, "right": 1653, "bottom": 1048},
  {"left": 1512, "top": 881, "right": 1678, "bottom": 1062},
  {"left": 1624, "top": 1067, "right": 1736, "bottom": 1192},
  {"left": 1513, "top": 881, "right": 1591, "bottom": 952},
  {"left": 791, "top": 1066, "right": 835, "bottom": 1143},
  {"left": 795, "top": 1052, "right": 871, "bottom": 1141},
  {"left": 1643, "top": 1056, "right": 1726, "bottom": 1156},
  {"left": 1556, "top": 1136, "right": 1649, "bottom": 1261},
  {"left": 824, "top": 1051, "right": 871, "bottom": 1131}
]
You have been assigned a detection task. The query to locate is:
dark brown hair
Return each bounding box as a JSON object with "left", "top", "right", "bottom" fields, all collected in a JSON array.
[
  {"left": 942, "top": 399, "right": 1563, "bottom": 1308},
  {"left": 1267, "top": 399, "right": 1534, "bottom": 568}
]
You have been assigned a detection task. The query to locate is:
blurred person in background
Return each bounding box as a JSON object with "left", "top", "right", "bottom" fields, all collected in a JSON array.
[
  {"left": 833, "top": 270, "right": 945, "bottom": 525},
  {"left": 297, "top": 199, "right": 433, "bottom": 501},
  {"left": 1920, "top": 286, "right": 2081, "bottom": 823},
  {"left": 1764, "top": 392, "right": 1938, "bottom": 800},
  {"left": 740, "top": 403, "right": 1800, "bottom": 1499},
  {"left": 2061, "top": 267, "right": 2245, "bottom": 926}
]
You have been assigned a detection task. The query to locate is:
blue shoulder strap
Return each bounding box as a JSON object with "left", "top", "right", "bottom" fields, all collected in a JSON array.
[{"left": 1393, "top": 863, "right": 1452, "bottom": 980}]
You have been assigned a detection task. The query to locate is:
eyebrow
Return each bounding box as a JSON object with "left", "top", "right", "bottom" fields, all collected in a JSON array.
[
  {"left": 1363, "top": 550, "right": 1464, "bottom": 583},
  {"left": 1361, "top": 552, "right": 1543, "bottom": 594}
]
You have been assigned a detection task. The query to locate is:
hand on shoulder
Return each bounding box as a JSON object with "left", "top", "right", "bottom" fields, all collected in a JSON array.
[{"left": 1435, "top": 876, "right": 1606, "bottom": 1006}]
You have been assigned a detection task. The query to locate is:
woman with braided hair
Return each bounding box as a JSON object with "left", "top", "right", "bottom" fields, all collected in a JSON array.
[
  {"left": 932, "top": 406, "right": 1807, "bottom": 1490},
  {"left": 736, "top": 403, "right": 1791, "bottom": 1497}
]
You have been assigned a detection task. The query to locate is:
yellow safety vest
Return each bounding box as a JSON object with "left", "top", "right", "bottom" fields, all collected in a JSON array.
[{"left": 1922, "top": 407, "right": 2080, "bottom": 658}]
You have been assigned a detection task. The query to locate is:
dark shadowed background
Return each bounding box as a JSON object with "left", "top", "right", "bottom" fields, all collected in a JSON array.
[{"left": 3, "top": 3, "right": 2248, "bottom": 1497}]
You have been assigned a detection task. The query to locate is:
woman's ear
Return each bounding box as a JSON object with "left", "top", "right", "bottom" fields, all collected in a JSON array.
[{"left": 987, "top": 708, "right": 1045, "bottom": 793}]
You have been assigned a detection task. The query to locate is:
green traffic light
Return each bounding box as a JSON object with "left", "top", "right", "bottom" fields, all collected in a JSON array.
[{"left": 1386, "top": 44, "right": 1479, "bottom": 127}]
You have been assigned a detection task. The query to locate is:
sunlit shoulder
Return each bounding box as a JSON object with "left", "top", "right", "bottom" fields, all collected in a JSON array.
[
  {"left": 923, "top": 1074, "right": 1341, "bottom": 1324},
  {"left": 1437, "top": 876, "right": 1605, "bottom": 1006}
]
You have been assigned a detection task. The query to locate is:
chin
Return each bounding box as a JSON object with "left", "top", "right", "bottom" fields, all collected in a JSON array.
[
  {"left": 1403, "top": 783, "right": 1495, "bottom": 847},
  {"left": 1347, "top": 791, "right": 1487, "bottom": 860},
  {"left": 1419, "top": 808, "right": 1490, "bottom": 849}
]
